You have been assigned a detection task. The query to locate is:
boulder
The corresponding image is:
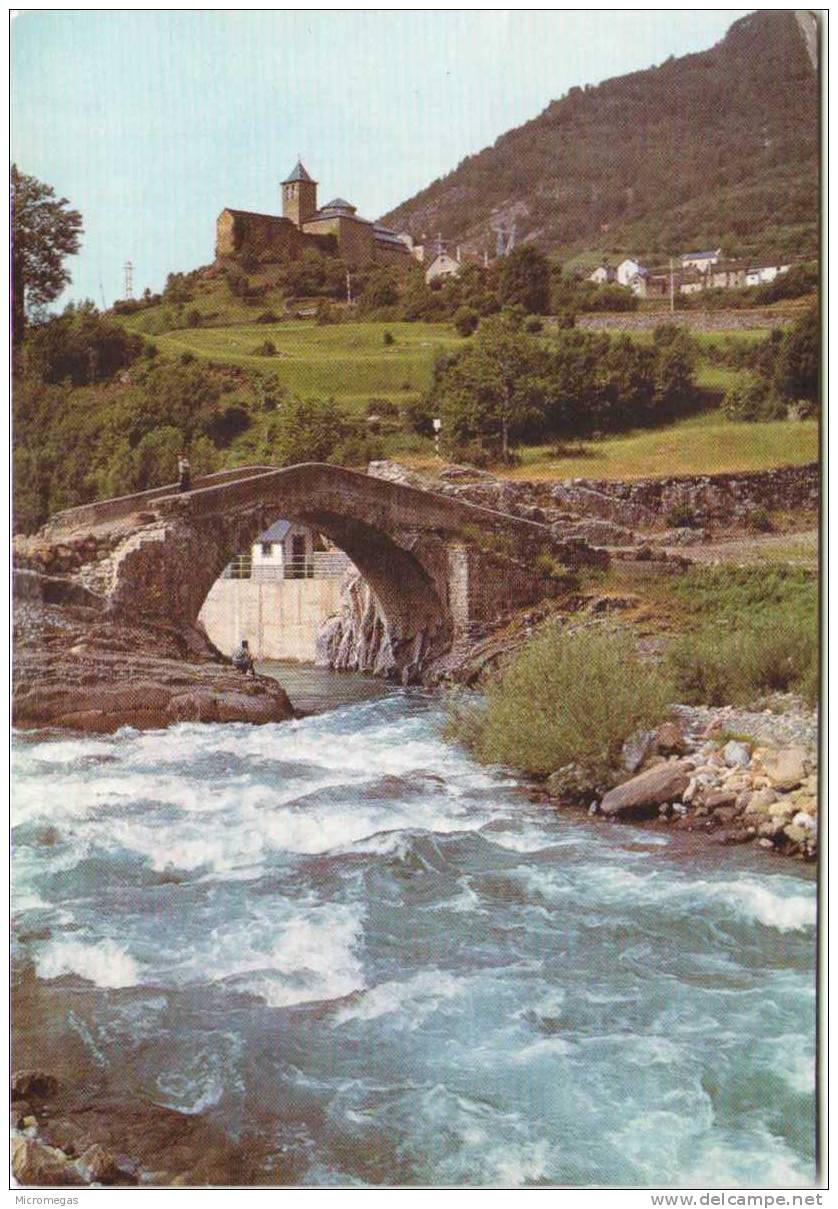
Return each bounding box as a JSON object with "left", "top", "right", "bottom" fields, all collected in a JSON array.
[
  {"left": 76, "top": 1143, "right": 133, "bottom": 1185},
  {"left": 545, "top": 763, "right": 599, "bottom": 802},
  {"left": 599, "top": 760, "right": 693, "bottom": 818},
  {"left": 705, "top": 790, "right": 737, "bottom": 810},
  {"left": 654, "top": 720, "right": 687, "bottom": 756},
  {"left": 744, "top": 787, "right": 779, "bottom": 815},
  {"left": 621, "top": 728, "right": 656, "bottom": 774},
  {"left": 763, "top": 747, "right": 809, "bottom": 791},
  {"left": 12, "top": 1071, "right": 59, "bottom": 1102},
  {"left": 783, "top": 822, "right": 810, "bottom": 845},
  {"left": 12, "top": 1138, "right": 86, "bottom": 1187}
]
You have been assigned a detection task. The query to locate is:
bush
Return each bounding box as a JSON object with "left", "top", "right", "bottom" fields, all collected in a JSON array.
[
  {"left": 722, "top": 376, "right": 784, "bottom": 421},
  {"left": 25, "top": 304, "right": 144, "bottom": 386},
  {"left": 748, "top": 505, "right": 774, "bottom": 532},
  {"left": 666, "top": 566, "right": 818, "bottom": 707},
  {"left": 382, "top": 330, "right": 395, "bottom": 346},
  {"left": 665, "top": 502, "right": 699, "bottom": 528},
  {"left": 524, "top": 316, "right": 544, "bottom": 334},
  {"left": 446, "top": 625, "right": 671, "bottom": 780},
  {"left": 668, "top": 616, "right": 817, "bottom": 707},
  {"left": 252, "top": 340, "right": 277, "bottom": 356},
  {"left": 316, "top": 299, "right": 339, "bottom": 325},
  {"left": 453, "top": 306, "right": 479, "bottom": 337},
  {"left": 256, "top": 310, "right": 279, "bottom": 324},
  {"left": 186, "top": 308, "right": 201, "bottom": 328}
]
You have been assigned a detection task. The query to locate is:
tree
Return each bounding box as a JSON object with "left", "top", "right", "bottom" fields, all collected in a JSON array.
[
  {"left": 433, "top": 314, "right": 547, "bottom": 461},
  {"left": 11, "top": 166, "right": 83, "bottom": 339},
  {"left": 498, "top": 245, "right": 550, "bottom": 315},
  {"left": 775, "top": 303, "right": 818, "bottom": 403}
]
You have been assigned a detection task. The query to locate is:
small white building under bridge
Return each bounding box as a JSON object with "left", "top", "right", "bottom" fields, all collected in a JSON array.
[{"left": 199, "top": 520, "right": 353, "bottom": 661}]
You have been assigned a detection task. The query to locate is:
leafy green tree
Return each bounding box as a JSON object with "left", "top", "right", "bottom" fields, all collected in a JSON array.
[
  {"left": 775, "top": 303, "right": 818, "bottom": 404},
  {"left": 433, "top": 315, "right": 547, "bottom": 460},
  {"left": 24, "top": 302, "right": 143, "bottom": 386},
  {"left": 650, "top": 324, "right": 698, "bottom": 416},
  {"left": 266, "top": 397, "right": 374, "bottom": 466},
  {"left": 498, "top": 245, "right": 550, "bottom": 314},
  {"left": 132, "top": 426, "right": 184, "bottom": 491},
  {"left": 12, "top": 165, "right": 83, "bottom": 339}
]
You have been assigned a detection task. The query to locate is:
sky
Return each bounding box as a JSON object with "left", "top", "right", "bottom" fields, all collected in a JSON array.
[{"left": 12, "top": 9, "right": 749, "bottom": 308}]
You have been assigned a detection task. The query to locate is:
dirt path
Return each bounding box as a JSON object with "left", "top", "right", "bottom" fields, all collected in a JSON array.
[{"left": 667, "top": 528, "right": 818, "bottom": 568}]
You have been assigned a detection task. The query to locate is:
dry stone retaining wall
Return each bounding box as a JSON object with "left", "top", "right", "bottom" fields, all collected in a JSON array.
[{"left": 550, "top": 463, "right": 818, "bottom": 527}]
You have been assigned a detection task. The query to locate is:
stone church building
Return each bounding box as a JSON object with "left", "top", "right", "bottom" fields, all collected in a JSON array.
[{"left": 216, "top": 160, "right": 410, "bottom": 268}]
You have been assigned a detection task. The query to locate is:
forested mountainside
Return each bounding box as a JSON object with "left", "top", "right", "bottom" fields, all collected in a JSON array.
[{"left": 381, "top": 11, "right": 818, "bottom": 264}]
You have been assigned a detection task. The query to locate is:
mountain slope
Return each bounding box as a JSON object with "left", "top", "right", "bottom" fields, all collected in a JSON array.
[{"left": 381, "top": 11, "right": 818, "bottom": 263}]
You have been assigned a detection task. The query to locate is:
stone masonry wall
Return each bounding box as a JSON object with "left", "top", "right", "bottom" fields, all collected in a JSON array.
[{"left": 550, "top": 463, "right": 819, "bottom": 527}]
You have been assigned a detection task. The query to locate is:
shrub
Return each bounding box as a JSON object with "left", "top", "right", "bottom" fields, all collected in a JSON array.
[
  {"left": 665, "top": 502, "right": 699, "bottom": 528},
  {"left": 667, "top": 617, "right": 817, "bottom": 707},
  {"left": 252, "top": 340, "right": 276, "bottom": 356},
  {"left": 256, "top": 310, "right": 279, "bottom": 324},
  {"left": 316, "top": 299, "right": 339, "bottom": 325},
  {"left": 446, "top": 625, "right": 671, "bottom": 780},
  {"left": 747, "top": 506, "right": 774, "bottom": 533},
  {"left": 382, "top": 330, "right": 395, "bottom": 346},
  {"left": 666, "top": 566, "right": 818, "bottom": 708},
  {"left": 186, "top": 308, "right": 201, "bottom": 328},
  {"left": 524, "top": 316, "right": 544, "bottom": 334},
  {"left": 453, "top": 306, "right": 479, "bottom": 337},
  {"left": 722, "top": 376, "right": 783, "bottom": 421}
]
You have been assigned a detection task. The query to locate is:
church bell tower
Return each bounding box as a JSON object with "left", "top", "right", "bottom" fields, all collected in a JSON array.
[{"left": 282, "top": 159, "right": 318, "bottom": 228}]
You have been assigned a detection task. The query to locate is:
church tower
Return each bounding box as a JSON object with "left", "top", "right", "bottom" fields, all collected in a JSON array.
[{"left": 282, "top": 160, "right": 318, "bottom": 228}]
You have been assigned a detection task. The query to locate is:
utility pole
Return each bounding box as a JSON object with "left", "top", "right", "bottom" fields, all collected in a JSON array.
[
  {"left": 669, "top": 257, "right": 675, "bottom": 314},
  {"left": 124, "top": 260, "right": 134, "bottom": 301}
]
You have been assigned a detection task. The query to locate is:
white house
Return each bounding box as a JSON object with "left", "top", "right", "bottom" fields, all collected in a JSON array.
[
  {"left": 588, "top": 264, "right": 616, "bottom": 284},
  {"left": 627, "top": 268, "right": 651, "bottom": 297},
  {"left": 616, "top": 257, "right": 644, "bottom": 287},
  {"left": 250, "top": 519, "right": 315, "bottom": 579},
  {"left": 425, "top": 250, "right": 462, "bottom": 284},
  {"left": 681, "top": 248, "right": 722, "bottom": 270},
  {"left": 746, "top": 262, "right": 791, "bottom": 286}
]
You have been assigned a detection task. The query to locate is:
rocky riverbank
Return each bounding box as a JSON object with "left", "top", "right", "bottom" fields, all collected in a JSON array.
[
  {"left": 11, "top": 1070, "right": 275, "bottom": 1186},
  {"left": 13, "top": 593, "right": 294, "bottom": 733},
  {"left": 533, "top": 703, "right": 818, "bottom": 862}
]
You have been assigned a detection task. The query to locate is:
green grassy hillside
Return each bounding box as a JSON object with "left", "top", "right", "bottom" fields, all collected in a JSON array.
[{"left": 132, "top": 320, "right": 463, "bottom": 414}]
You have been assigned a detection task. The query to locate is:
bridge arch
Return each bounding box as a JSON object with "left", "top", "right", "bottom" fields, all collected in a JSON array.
[{"left": 45, "top": 464, "right": 586, "bottom": 681}]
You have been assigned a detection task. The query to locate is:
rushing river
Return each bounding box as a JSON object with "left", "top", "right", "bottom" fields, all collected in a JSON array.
[{"left": 12, "top": 668, "right": 817, "bottom": 1187}]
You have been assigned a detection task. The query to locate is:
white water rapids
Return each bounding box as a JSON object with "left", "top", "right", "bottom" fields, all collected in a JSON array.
[{"left": 12, "top": 674, "right": 817, "bottom": 1186}]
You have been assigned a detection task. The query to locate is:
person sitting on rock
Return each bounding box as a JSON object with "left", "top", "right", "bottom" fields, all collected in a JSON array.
[
  {"left": 232, "top": 638, "right": 255, "bottom": 676},
  {"left": 177, "top": 453, "right": 192, "bottom": 493}
]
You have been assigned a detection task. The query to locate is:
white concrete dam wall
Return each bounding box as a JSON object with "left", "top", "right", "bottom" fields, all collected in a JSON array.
[{"left": 199, "top": 578, "right": 344, "bottom": 661}]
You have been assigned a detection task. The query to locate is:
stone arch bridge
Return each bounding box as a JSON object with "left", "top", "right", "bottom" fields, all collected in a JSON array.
[{"left": 29, "top": 464, "right": 601, "bottom": 681}]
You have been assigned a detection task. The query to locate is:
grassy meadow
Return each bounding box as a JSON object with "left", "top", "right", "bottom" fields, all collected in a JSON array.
[
  {"left": 117, "top": 290, "right": 817, "bottom": 481},
  {"left": 143, "top": 320, "right": 463, "bottom": 413},
  {"left": 398, "top": 411, "right": 818, "bottom": 480}
]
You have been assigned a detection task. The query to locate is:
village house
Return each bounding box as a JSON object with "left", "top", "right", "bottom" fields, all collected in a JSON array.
[
  {"left": 616, "top": 257, "right": 644, "bottom": 287},
  {"left": 681, "top": 248, "right": 722, "bottom": 271},
  {"left": 588, "top": 264, "right": 617, "bottom": 284},
  {"left": 425, "top": 249, "right": 462, "bottom": 284},
  {"left": 216, "top": 160, "right": 411, "bottom": 269}
]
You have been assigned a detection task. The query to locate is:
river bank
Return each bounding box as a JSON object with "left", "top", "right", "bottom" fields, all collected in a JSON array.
[{"left": 11, "top": 680, "right": 817, "bottom": 1187}]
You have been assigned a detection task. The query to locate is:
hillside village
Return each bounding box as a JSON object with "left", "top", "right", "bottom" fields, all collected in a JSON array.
[{"left": 589, "top": 248, "right": 798, "bottom": 300}]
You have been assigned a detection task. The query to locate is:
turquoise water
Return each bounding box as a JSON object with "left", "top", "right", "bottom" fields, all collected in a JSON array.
[{"left": 11, "top": 681, "right": 817, "bottom": 1187}]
